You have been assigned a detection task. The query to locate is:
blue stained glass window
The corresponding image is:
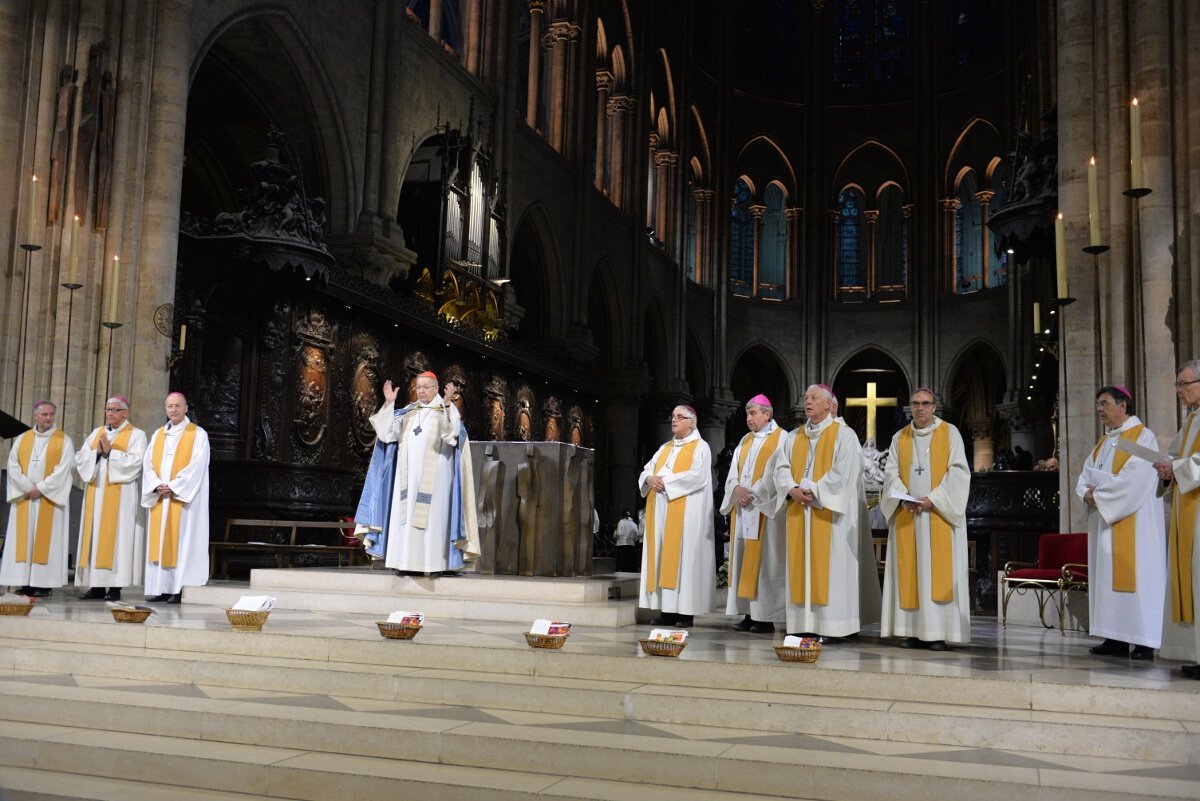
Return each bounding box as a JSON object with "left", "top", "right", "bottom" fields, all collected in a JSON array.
[
  {"left": 759, "top": 184, "right": 787, "bottom": 300},
  {"left": 834, "top": 0, "right": 911, "bottom": 89},
  {"left": 729, "top": 179, "right": 754, "bottom": 296},
  {"left": 837, "top": 188, "right": 864, "bottom": 288}
]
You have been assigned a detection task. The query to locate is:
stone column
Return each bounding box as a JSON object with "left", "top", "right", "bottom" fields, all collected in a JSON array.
[
  {"left": 785, "top": 207, "right": 801, "bottom": 299},
  {"left": 693, "top": 188, "right": 714, "bottom": 283},
  {"left": 428, "top": 0, "right": 443, "bottom": 42},
  {"left": 606, "top": 95, "right": 632, "bottom": 208},
  {"left": 593, "top": 70, "right": 612, "bottom": 192},
  {"left": 975, "top": 189, "right": 994, "bottom": 286},
  {"left": 701, "top": 397, "right": 741, "bottom": 461},
  {"left": 863, "top": 209, "right": 879, "bottom": 296},
  {"left": 940, "top": 198, "right": 959, "bottom": 291},
  {"left": 525, "top": 0, "right": 545, "bottom": 130},
  {"left": 749, "top": 203, "right": 764, "bottom": 295},
  {"left": 465, "top": 0, "right": 482, "bottom": 74},
  {"left": 654, "top": 150, "right": 677, "bottom": 249},
  {"left": 606, "top": 390, "right": 645, "bottom": 517},
  {"left": 969, "top": 421, "right": 995, "bottom": 473},
  {"left": 646, "top": 131, "right": 659, "bottom": 232},
  {"left": 544, "top": 20, "right": 576, "bottom": 152}
]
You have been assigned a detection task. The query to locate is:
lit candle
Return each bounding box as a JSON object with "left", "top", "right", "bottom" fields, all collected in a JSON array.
[
  {"left": 26, "top": 175, "right": 38, "bottom": 244},
  {"left": 1130, "top": 98, "right": 1143, "bottom": 188},
  {"left": 68, "top": 216, "right": 80, "bottom": 285},
  {"left": 1033, "top": 301, "right": 1041, "bottom": 334},
  {"left": 107, "top": 255, "right": 120, "bottom": 320},
  {"left": 1087, "top": 156, "right": 1101, "bottom": 247},
  {"left": 1055, "top": 213, "right": 1068, "bottom": 299},
  {"left": 178, "top": 324, "right": 187, "bottom": 352}
]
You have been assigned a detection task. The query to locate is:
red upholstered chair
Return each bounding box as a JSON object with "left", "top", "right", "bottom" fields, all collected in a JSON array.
[{"left": 1001, "top": 533, "right": 1088, "bottom": 634}]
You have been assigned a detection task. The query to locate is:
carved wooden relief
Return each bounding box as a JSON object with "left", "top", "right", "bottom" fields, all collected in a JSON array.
[
  {"left": 350, "top": 334, "right": 381, "bottom": 450},
  {"left": 515, "top": 384, "right": 536, "bottom": 442},
  {"left": 252, "top": 304, "right": 288, "bottom": 461},
  {"left": 292, "top": 308, "right": 332, "bottom": 451},
  {"left": 485, "top": 375, "right": 508, "bottom": 440},
  {"left": 568, "top": 404, "right": 584, "bottom": 446},
  {"left": 543, "top": 395, "right": 562, "bottom": 442}
]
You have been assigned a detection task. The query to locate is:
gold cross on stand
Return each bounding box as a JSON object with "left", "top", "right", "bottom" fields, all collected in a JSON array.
[{"left": 846, "top": 381, "right": 897, "bottom": 443}]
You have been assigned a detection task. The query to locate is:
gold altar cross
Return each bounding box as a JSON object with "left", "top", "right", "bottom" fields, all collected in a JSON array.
[{"left": 846, "top": 382, "right": 897, "bottom": 443}]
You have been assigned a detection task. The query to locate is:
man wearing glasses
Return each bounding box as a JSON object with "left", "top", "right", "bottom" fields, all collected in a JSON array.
[
  {"left": 638, "top": 405, "right": 714, "bottom": 627},
  {"left": 74, "top": 396, "right": 147, "bottom": 602},
  {"left": 878, "top": 388, "right": 972, "bottom": 650},
  {"left": 1155, "top": 360, "right": 1200, "bottom": 678}
]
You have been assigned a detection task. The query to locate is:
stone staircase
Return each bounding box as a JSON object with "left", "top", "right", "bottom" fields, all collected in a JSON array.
[{"left": 1, "top": 614, "right": 1198, "bottom": 800}]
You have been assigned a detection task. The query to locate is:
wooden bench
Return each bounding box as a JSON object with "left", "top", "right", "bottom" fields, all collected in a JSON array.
[{"left": 209, "top": 519, "right": 368, "bottom": 579}]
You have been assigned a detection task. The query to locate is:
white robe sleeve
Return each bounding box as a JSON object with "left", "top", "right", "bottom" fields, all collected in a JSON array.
[
  {"left": 662, "top": 441, "right": 712, "bottom": 501},
  {"left": 810, "top": 427, "right": 860, "bottom": 515},
  {"left": 769, "top": 434, "right": 798, "bottom": 516},
  {"left": 926, "top": 425, "right": 971, "bottom": 527},
  {"left": 6, "top": 435, "right": 32, "bottom": 501},
  {"left": 1091, "top": 429, "right": 1159, "bottom": 527},
  {"left": 167, "top": 428, "right": 210, "bottom": 505},
  {"left": 37, "top": 435, "right": 76, "bottom": 506},
  {"left": 141, "top": 429, "right": 164, "bottom": 508},
  {"left": 1168, "top": 420, "right": 1200, "bottom": 495},
  {"left": 718, "top": 442, "right": 743, "bottom": 516},
  {"left": 638, "top": 448, "right": 662, "bottom": 498},
  {"left": 369, "top": 401, "right": 401, "bottom": 444},
  {"left": 74, "top": 428, "right": 101, "bottom": 485},
  {"left": 107, "top": 428, "right": 147, "bottom": 485},
  {"left": 879, "top": 432, "right": 904, "bottom": 525},
  {"left": 440, "top": 402, "right": 463, "bottom": 445}
]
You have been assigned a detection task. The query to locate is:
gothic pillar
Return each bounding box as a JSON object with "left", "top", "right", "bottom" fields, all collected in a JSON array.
[
  {"left": 525, "top": 0, "right": 544, "bottom": 130},
  {"left": 594, "top": 70, "right": 612, "bottom": 192},
  {"left": 969, "top": 421, "right": 995, "bottom": 473},
  {"left": 646, "top": 131, "right": 659, "bottom": 232},
  {"left": 864, "top": 208, "right": 879, "bottom": 297},
  {"left": 785, "top": 207, "right": 801, "bottom": 299},
  {"left": 428, "top": 0, "right": 443, "bottom": 42},
  {"left": 606, "top": 95, "right": 632, "bottom": 208},
  {"left": 654, "top": 150, "right": 677, "bottom": 249},
  {"left": 694, "top": 188, "right": 714, "bottom": 283},
  {"left": 702, "top": 397, "right": 741, "bottom": 459},
  {"left": 465, "top": 0, "right": 482, "bottom": 74},
  {"left": 544, "top": 20, "right": 577, "bottom": 152},
  {"left": 976, "top": 189, "right": 994, "bottom": 286},
  {"left": 940, "top": 198, "right": 959, "bottom": 291},
  {"left": 749, "top": 203, "right": 765, "bottom": 295}
]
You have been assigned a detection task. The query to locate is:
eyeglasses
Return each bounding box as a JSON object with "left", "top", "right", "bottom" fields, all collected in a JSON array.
[
  {"left": 104, "top": 407, "right": 127, "bottom": 413},
  {"left": 1175, "top": 379, "right": 1200, "bottom": 389},
  {"left": 670, "top": 415, "right": 691, "bottom": 421},
  {"left": 911, "top": 401, "right": 934, "bottom": 407}
]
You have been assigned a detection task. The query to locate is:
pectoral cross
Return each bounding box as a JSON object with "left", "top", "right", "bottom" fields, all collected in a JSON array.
[
  {"left": 846, "top": 382, "right": 898, "bottom": 443},
  {"left": 915, "top": 465, "right": 925, "bottom": 475}
]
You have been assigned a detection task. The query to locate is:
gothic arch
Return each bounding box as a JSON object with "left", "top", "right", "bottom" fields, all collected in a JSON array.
[
  {"left": 641, "top": 297, "right": 670, "bottom": 392},
  {"left": 690, "top": 105, "right": 712, "bottom": 182},
  {"left": 734, "top": 136, "right": 798, "bottom": 199},
  {"left": 828, "top": 345, "right": 914, "bottom": 395},
  {"left": 944, "top": 117, "right": 1004, "bottom": 195},
  {"left": 832, "top": 140, "right": 909, "bottom": 199},
  {"left": 685, "top": 326, "right": 709, "bottom": 403},
  {"left": 830, "top": 346, "right": 913, "bottom": 448},
  {"left": 729, "top": 342, "right": 794, "bottom": 433},
  {"left": 944, "top": 338, "right": 1008, "bottom": 408},
  {"left": 587, "top": 258, "right": 625, "bottom": 370},
  {"left": 508, "top": 204, "right": 563, "bottom": 343}
]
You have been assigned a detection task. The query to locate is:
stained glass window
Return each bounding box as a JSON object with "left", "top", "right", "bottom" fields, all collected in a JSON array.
[
  {"left": 729, "top": 178, "right": 754, "bottom": 296},
  {"left": 837, "top": 188, "right": 864, "bottom": 289}
]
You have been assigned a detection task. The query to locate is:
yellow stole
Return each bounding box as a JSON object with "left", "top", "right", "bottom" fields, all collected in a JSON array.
[
  {"left": 731, "top": 427, "right": 784, "bottom": 600},
  {"left": 78, "top": 425, "right": 135, "bottom": 571},
  {"left": 148, "top": 423, "right": 197, "bottom": 569},
  {"left": 1169, "top": 411, "right": 1200, "bottom": 622},
  {"left": 785, "top": 422, "right": 839, "bottom": 605},
  {"left": 14, "top": 429, "right": 66, "bottom": 564},
  {"left": 644, "top": 439, "right": 700, "bottom": 592},
  {"left": 1090, "top": 424, "right": 1145, "bottom": 593},
  {"left": 895, "top": 423, "right": 953, "bottom": 609}
]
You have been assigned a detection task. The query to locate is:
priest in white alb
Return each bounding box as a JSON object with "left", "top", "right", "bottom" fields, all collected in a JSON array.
[
  {"left": 770, "top": 384, "right": 867, "bottom": 639},
  {"left": 1077, "top": 385, "right": 1165, "bottom": 659},
  {"left": 879, "top": 387, "right": 972, "bottom": 650},
  {"left": 141, "top": 392, "right": 211, "bottom": 603},
  {"left": 362, "top": 371, "right": 479, "bottom": 574},
  {"left": 639, "top": 405, "right": 714, "bottom": 627},
  {"left": 74, "top": 396, "right": 147, "bottom": 602},
  {"left": 1, "top": 401, "right": 74, "bottom": 596},
  {"left": 720, "top": 394, "right": 786, "bottom": 633},
  {"left": 1155, "top": 360, "right": 1200, "bottom": 678}
]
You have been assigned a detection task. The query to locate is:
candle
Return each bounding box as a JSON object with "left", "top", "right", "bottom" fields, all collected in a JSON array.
[
  {"left": 179, "top": 324, "right": 187, "bottom": 352},
  {"left": 1055, "top": 213, "right": 1068, "bottom": 299},
  {"left": 1033, "top": 301, "right": 1041, "bottom": 334},
  {"left": 1130, "top": 98, "right": 1143, "bottom": 188},
  {"left": 27, "top": 175, "right": 38, "bottom": 245},
  {"left": 68, "top": 216, "right": 80, "bottom": 284},
  {"left": 1087, "top": 157, "right": 1101, "bottom": 247},
  {"left": 107, "top": 256, "right": 120, "bottom": 321}
]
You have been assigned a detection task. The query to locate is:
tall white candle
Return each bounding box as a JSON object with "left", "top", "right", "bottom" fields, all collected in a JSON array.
[
  {"left": 1087, "top": 157, "right": 1101, "bottom": 247},
  {"left": 1033, "top": 301, "right": 1041, "bottom": 334},
  {"left": 26, "top": 175, "right": 38, "bottom": 244},
  {"left": 179, "top": 324, "right": 187, "bottom": 352},
  {"left": 1055, "top": 213, "right": 1068, "bottom": 299},
  {"left": 107, "top": 256, "right": 120, "bottom": 320},
  {"left": 1130, "top": 98, "right": 1143, "bottom": 189},
  {"left": 68, "top": 216, "right": 80, "bottom": 284}
]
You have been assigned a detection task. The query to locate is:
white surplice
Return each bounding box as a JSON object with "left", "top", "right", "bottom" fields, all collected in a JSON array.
[
  {"left": 720, "top": 420, "right": 786, "bottom": 623},
  {"left": 370, "top": 399, "right": 461, "bottom": 573},
  {"left": 879, "top": 418, "right": 972, "bottom": 644},
  {"left": 1075, "top": 416, "right": 1165, "bottom": 648},
  {"left": 74, "top": 421, "right": 148, "bottom": 589},
  {"left": 141, "top": 422, "right": 211, "bottom": 595},
  {"left": 638, "top": 429, "right": 715, "bottom": 616},
  {"left": 770, "top": 416, "right": 866, "bottom": 637},
  {"left": 1161, "top": 408, "right": 1200, "bottom": 662},
  {"left": 1, "top": 427, "right": 74, "bottom": 589}
]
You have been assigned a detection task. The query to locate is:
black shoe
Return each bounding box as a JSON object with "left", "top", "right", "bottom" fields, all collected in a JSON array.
[
  {"left": 1130, "top": 645, "right": 1154, "bottom": 660},
  {"left": 27, "top": 587, "right": 50, "bottom": 597},
  {"left": 732, "top": 615, "right": 753, "bottom": 632},
  {"left": 900, "top": 637, "right": 926, "bottom": 649},
  {"left": 16, "top": 586, "right": 33, "bottom": 596},
  {"left": 674, "top": 615, "right": 694, "bottom": 628},
  {"left": 103, "top": 588, "right": 122, "bottom": 602},
  {"left": 927, "top": 640, "right": 947, "bottom": 652},
  {"left": 749, "top": 621, "right": 775, "bottom": 634},
  {"left": 1181, "top": 664, "right": 1200, "bottom": 679},
  {"left": 145, "top": 594, "right": 170, "bottom": 603},
  {"left": 77, "top": 587, "right": 105, "bottom": 600},
  {"left": 649, "top": 615, "right": 671, "bottom": 625},
  {"left": 166, "top": 593, "right": 183, "bottom": 604},
  {"left": 1089, "top": 638, "right": 1129, "bottom": 656}
]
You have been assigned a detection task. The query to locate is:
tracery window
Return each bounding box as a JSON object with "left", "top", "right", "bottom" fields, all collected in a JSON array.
[
  {"left": 729, "top": 178, "right": 754, "bottom": 296},
  {"left": 954, "top": 171, "right": 983, "bottom": 293},
  {"left": 759, "top": 183, "right": 787, "bottom": 300},
  {"left": 833, "top": 0, "right": 912, "bottom": 90},
  {"left": 835, "top": 187, "right": 865, "bottom": 300}
]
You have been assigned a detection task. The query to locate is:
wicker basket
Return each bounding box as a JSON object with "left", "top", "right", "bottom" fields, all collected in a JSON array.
[
  {"left": 376, "top": 621, "right": 422, "bottom": 640},
  {"left": 524, "top": 632, "right": 569, "bottom": 649},
  {"left": 225, "top": 608, "right": 270, "bottom": 631},
  {"left": 111, "top": 607, "right": 152, "bottom": 624},
  {"left": 639, "top": 638, "right": 687, "bottom": 657},
  {"left": 774, "top": 643, "right": 821, "bottom": 663},
  {"left": 0, "top": 602, "right": 34, "bottom": 616}
]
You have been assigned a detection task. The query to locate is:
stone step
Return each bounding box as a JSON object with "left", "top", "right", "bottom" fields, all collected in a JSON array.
[
  {"left": 0, "top": 704, "right": 1193, "bottom": 801},
  {"left": 0, "top": 765, "right": 280, "bottom": 801},
  {"left": 0, "top": 641, "right": 1194, "bottom": 766}
]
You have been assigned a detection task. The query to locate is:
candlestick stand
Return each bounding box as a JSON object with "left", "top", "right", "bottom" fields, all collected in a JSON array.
[
  {"left": 60, "top": 280, "right": 83, "bottom": 419},
  {"left": 101, "top": 321, "right": 123, "bottom": 405},
  {"left": 13, "top": 243, "right": 41, "bottom": 410}
]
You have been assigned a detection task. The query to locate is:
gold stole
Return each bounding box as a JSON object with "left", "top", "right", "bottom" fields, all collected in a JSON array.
[
  {"left": 785, "top": 422, "right": 839, "bottom": 605},
  {"left": 397, "top": 404, "right": 446, "bottom": 531},
  {"left": 148, "top": 423, "right": 197, "bottom": 569},
  {"left": 644, "top": 439, "right": 700, "bottom": 592},
  {"left": 78, "top": 425, "right": 134, "bottom": 570},
  {"left": 895, "top": 423, "right": 952, "bottom": 609},
  {"left": 732, "top": 427, "right": 784, "bottom": 600},
  {"left": 1090, "top": 425, "right": 1145, "bottom": 592},
  {"left": 14, "top": 429, "right": 66, "bottom": 564},
  {"left": 1169, "top": 411, "right": 1200, "bottom": 622}
]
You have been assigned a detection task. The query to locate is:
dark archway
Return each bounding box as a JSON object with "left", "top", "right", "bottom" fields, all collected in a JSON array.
[
  {"left": 831, "top": 347, "right": 910, "bottom": 449},
  {"left": 729, "top": 344, "right": 792, "bottom": 441}
]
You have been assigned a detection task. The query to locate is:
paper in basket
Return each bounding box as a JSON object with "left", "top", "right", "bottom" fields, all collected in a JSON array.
[
  {"left": 232, "top": 595, "right": 275, "bottom": 612},
  {"left": 0, "top": 593, "right": 34, "bottom": 605},
  {"left": 386, "top": 610, "right": 424, "bottom": 625},
  {"left": 530, "top": 618, "right": 572, "bottom": 635},
  {"left": 648, "top": 628, "right": 688, "bottom": 643},
  {"left": 782, "top": 635, "right": 819, "bottom": 648},
  {"left": 107, "top": 601, "right": 156, "bottom": 618}
]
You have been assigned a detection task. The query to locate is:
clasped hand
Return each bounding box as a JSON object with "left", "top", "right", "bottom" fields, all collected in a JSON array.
[
  {"left": 646, "top": 475, "right": 667, "bottom": 493},
  {"left": 733, "top": 485, "right": 754, "bottom": 509},
  {"left": 788, "top": 486, "right": 815, "bottom": 506},
  {"left": 903, "top": 497, "right": 933, "bottom": 516},
  {"left": 1153, "top": 460, "right": 1175, "bottom": 482}
]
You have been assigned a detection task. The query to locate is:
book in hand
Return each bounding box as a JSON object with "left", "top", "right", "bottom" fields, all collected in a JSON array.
[
  {"left": 648, "top": 628, "right": 688, "bottom": 643},
  {"left": 530, "top": 618, "right": 571, "bottom": 635},
  {"left": 386, "top": 610, "right": 425, "bottom": 626}
]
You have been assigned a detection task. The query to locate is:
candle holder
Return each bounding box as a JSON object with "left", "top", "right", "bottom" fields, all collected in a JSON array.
[
  {"left": 1123, "top": 187, "right": 1151, "bottom": 199},
  {"left": 166, "top": 348, "right": 184, "bottom": 371},
  {"left": 101, "top": 321, "right": 123, "bottom": 407},
  {"left": 1081, "top": 245, "right": 1110, "bottom": 255},
  {"left": 60, "top": 280, "right": 84, "bottom": 420}
]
